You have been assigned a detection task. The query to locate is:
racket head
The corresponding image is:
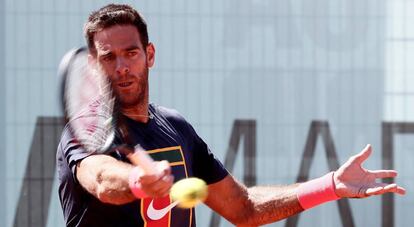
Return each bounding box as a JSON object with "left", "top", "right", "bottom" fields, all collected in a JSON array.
[{"left": 58, "top": 47, "right": 116, "bottom": 154}]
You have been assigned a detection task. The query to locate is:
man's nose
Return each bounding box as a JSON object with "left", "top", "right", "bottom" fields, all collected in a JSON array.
[{"left": 116, "top": 58, "right": 130, "bottom": 75}]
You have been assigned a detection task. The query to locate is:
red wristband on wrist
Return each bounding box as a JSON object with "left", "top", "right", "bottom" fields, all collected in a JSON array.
[
  {"left": 296, "top": 172, "right": 340, "bottom": 210},
  {"left": 128, "top": 167, "right": 148, "bottom": 199}
]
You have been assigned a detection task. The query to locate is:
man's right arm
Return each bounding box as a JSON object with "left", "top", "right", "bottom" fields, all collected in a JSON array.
[
  {"left": 76, "top": 154, "right": 174, "bottom": 205},
  {"left": 76, "top": 154, "right": 136, "bottom": 205}
]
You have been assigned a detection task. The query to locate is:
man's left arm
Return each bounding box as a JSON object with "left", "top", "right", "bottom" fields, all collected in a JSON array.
[
  {"left": 205, "top": 175, "right": 303, "bottom": 226},
  {"left": 204, "top": 144, "right": 406, "bottom": 226}
]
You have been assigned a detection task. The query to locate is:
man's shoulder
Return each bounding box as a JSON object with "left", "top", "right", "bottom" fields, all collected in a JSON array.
[
  {"left": 150, "top": 103, "right": 187, "bottom": 123},
  {"left": 149, "top": 103, "right": 196, "bottom": 136}
]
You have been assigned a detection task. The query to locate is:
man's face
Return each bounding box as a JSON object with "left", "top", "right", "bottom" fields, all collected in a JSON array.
[{"left": 91, "top": 25, "right": 155, "bottom": 108}]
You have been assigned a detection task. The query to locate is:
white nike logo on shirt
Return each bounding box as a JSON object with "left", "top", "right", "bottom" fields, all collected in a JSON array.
[{"left": 147, "top": 200, "right": 179, "bottom": 220}]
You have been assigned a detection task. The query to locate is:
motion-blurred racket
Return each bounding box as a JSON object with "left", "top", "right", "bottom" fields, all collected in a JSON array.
[{"left": 58, "top": 47, "right": 155, "bottom": 173}]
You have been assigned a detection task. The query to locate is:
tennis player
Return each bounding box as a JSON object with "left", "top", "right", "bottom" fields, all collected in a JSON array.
[{"left": 57, "top": 4, "right": 406, "bottom": 227}]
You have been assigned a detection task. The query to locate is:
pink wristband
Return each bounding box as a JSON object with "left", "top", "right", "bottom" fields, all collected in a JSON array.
[
  {"left": 296, "top": 172, "right": 340, "bottom": 210},
  {"left": 128, "top": 167, "right": 148, "bottom": 199}
]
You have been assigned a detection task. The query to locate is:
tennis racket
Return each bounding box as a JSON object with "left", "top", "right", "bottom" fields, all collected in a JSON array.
[{"left": 58, "top": 47, "right": 155, "bottom": 174}]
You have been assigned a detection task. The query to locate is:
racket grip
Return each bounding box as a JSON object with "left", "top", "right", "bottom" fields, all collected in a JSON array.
[{"left": 127, "top": 145, "right": 157, "bottom": 175}]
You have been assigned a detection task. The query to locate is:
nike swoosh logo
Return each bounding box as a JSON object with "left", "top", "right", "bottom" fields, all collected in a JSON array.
[{"left": 147, "top": 200, "right": 179, "bottom": 220}]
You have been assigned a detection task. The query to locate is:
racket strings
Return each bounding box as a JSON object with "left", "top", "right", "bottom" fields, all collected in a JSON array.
[
  {"left": 63, "top": 49, "right": 118, "bottom": 154},
  {"left": 70, "top": 97, "right": 114, "bottom": 120},
  {"left": 68, "top": 84, "right": 116, "bottom": 153},
  {"left": 69, "top": 98, "right": 115, "bottom": 152}
]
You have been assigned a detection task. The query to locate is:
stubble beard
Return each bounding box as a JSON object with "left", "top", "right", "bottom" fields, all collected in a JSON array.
[{"left": 116, "top": 68, "right": 149, "bottom": 110}]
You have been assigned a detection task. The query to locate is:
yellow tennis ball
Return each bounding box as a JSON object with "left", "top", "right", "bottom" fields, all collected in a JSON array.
[{"left": 170, "top": 177, "right": 208, "bottom": 209}]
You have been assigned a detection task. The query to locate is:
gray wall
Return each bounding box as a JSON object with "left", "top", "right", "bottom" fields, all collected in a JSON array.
[
  {"left": 1, "top": 0, "right": 6, "bottom": 226},
  {"left": 3, "top": 0, "right": 413, "bottom": 227}
]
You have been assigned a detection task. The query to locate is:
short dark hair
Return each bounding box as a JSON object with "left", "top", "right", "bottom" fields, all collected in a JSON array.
[{"left": 84, "top": 4, "right": 149, "bottom": 53}]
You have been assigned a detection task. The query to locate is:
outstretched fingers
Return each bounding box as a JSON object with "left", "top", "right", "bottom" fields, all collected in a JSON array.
[
  {"left": 364, "top": 183, "right": 406, "bottom": 196},
  {"left": 367, "top": 169, "right": 398, "bottom": 179}
]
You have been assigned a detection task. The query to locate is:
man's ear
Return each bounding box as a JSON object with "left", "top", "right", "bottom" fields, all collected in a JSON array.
[{"left": 146, "top": 42, "right": 155, "bottom": 68}]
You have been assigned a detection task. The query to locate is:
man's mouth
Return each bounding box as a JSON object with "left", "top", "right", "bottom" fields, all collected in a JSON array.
[{"left": 118, "top": 81, "right": 133, "bottom": 88}]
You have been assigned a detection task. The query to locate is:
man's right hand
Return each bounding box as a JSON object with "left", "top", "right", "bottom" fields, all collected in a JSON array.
[{"left": 132, "top": 160, "right": 174, "bottom": 197}]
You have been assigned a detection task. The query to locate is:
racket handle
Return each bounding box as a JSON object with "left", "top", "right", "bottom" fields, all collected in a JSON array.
[{"left": 127, "top": 144, "right": 157, "bottom": 175}]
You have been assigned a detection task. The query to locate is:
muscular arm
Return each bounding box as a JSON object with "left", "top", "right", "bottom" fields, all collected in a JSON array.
[
  {"left": 76, "top": 154, "right": 136, "bottom": 205},
  {"left": 205, "top": 175, "right": 303, "bottom": 226},
  {"left": 205, "top": 145, "right": 406, "bottom": 226},
  {"left": 76, "top": 154, "right": 173, "bottom": 205}
]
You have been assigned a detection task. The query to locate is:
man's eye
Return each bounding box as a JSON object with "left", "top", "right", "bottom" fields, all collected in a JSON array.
[
  {"left": 127, "top": 51, "right": 138, "bottom": 57},
  {"left": 102, "top": 55, "right": 114, "bottom": 62}
]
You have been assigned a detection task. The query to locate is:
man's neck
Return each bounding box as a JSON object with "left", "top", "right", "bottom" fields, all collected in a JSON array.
[{"left": 121, "top": 104, "right": 150, "bottom": 123}]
